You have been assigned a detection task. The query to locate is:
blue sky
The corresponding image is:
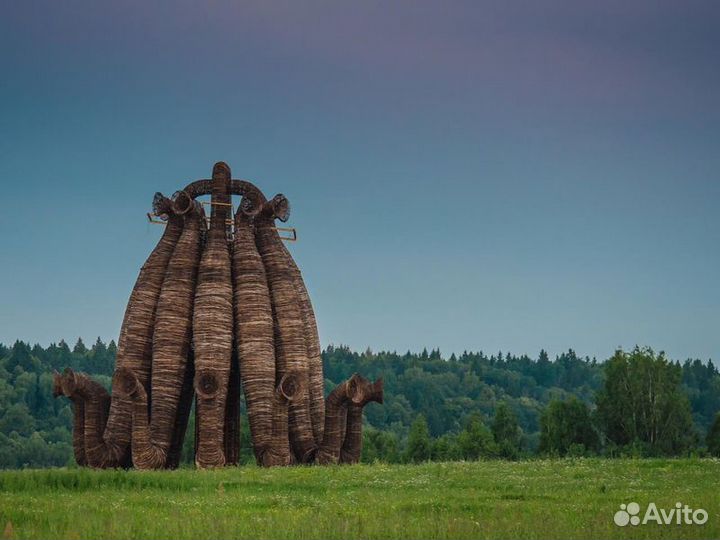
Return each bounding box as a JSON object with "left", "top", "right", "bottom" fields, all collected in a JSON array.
[{"left": 1, "top": 1, "right": 718, "bottom": 361}]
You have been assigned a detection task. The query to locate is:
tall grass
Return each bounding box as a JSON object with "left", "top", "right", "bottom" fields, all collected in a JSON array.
[{"left": 1, "top": 459, "right": 718, "bottom": 539}]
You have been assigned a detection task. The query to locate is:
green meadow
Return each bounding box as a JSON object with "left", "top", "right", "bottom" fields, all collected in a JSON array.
[{"left": 1, "top": 459, "right": 718, "bottom": 540}]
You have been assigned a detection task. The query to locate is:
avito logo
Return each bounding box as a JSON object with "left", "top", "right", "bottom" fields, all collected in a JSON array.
[{"left": 614, "top": 502, "right": 708, "bottom": 527}]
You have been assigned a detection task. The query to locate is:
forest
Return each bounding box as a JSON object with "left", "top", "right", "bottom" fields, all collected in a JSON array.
[{"left": 1, "top": 338, "right": 719, "bottom": 468}]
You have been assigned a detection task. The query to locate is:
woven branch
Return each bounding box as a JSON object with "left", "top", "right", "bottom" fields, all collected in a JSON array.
[
  {"left": 278, "top": 240, "right": 325, "bottom": 446},
  {"left": 232, "top": 206, "right": 275, "bottom": 463},
  {"left": 317, "top": 375, "right": 384, "bottom": 464},
  {"left": 53, "top": 372, "right": 87, "bottom": 465},
  {"left": 121, "top": 203, "right": 205, "bottom": 469},
  {"left": 339, "top": 377, "right": 384, "bottom": 464},
  {"left": 113, "top": 366, "right": 155, "bottom": 461},
  {"left": 166, "top": 213, "right": 208, "bottom": 470},
  {"left": 59, "top": 369, "right": 113, "bottom": 467},
  {"left": 340, "top": 405, "right": 363, "bottom": 464},
  {"left": 254, "top": 196, "right": 317, "bottom": 463},
  {"left": 82, "top": 195, "right": 183, "bottom": 468},
  {"left": 165, "top": 350, "right": 195, "bottom": 469},
  {"left": 193, "top": 164, "right": 233, "bottom": 469},
  {"left": 316, "top": 376, "right": 356, "bottom": 464},
  {"left": 262, "top": 373, "right": 303, "bottom": 467},
  {"left": 177, "top": 178, "right": 265, "bottom": 205}
]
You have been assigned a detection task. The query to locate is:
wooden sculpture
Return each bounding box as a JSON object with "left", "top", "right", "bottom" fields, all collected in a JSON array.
[{"left": 54, "top": 162, "right": 382, "bottom": 469}]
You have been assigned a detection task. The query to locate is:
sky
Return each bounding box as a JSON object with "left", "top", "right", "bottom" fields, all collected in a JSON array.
[{"left": 1, "top": 0, "right": 718, "bottom": 362}]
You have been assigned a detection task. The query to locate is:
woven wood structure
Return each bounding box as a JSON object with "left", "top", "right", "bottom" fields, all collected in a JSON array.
[
  {"left": 254, "top": 196, "right": 317, "bottom": 463},
  {"left": 315, "top": 374, "right": 384, "bottom": 464},
  {"left": 280, "top": 240, "right": 325, "bottom": 445},
  {"left": 340, "top": 376, "right": 384, "bottom": 464},
  {"left": 193, "top": 163, "right": 234, "bottom": 468},
  {"left": 233, "top": 207, "right": 275, "bottom": 463},
  {"left": 115, "top": 202, "right": 205, "bottom": 469},
  {"left": 54, "top": 162, "right": 382, "bottom": 469}
]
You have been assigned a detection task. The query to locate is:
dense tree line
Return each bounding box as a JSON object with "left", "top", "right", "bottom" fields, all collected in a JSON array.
[{"left": 1, "top": 339, "right": 719, "bottom": 468}]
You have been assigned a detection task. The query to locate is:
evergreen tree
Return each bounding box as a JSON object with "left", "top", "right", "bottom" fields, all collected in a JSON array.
[
  {"left": 89, "top": 337, "right": 109, "bottom": 374},
  {"left": 56, "top": 340, "right": 72, "bottom": 371},
  {"left": 535, "top": 349, "right": 554, "bottom": 386},
  {"left": 72, "top": 338, "right": 88, "bottom": 356},
  {"left": 107, "top": 340, "right": 118, "bottom": 371},
  {"left": 6, "top": 341, "right": 35, "bottom": 373}
]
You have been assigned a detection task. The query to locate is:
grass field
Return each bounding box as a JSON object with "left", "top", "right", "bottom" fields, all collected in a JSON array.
[{"left": 1, "top": 459, "right": 719, "bottom": 539}]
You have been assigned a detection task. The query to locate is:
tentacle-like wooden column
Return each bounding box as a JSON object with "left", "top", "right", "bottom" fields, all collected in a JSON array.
[
  {"left": 165, "top": 349, "right": 195, "bottom": 469},
  {"left": 262, "top": 373, "right": 302, "bottom": 466},
  {"left": 82, "top": 194, "right": 183, "bottom": 468},
  {"left": 277, "top": 240, "right": 325, "bottom": 446},
  {"left": 340, "top": 405, "right": 364, "bottom": 464},
  {"left": 316, "top": 374, "right": 383, "bottom": 464},
  {"left": 193, "top": 162, "right": 234, "bottom": 468},
  {"left": 340, "top": 377, "right": 383, "bottom": 464},
  {"left": 254, "top": 195, "right": 318, "bottom": 463},
  {"left": 53, "top": 372, "right": 87, "bottom": 466},
  {"left": 233, "top": 201, "right": 276, "bottom": 463},
  {"left": 56, "top": 368, "right": 112, "bottom": 465},
  {"left": 117, "top": 202, "right": 205, "bottom": 469},
  {"left": 316, "top": 375, "right": 361, "bottom": 464}
]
